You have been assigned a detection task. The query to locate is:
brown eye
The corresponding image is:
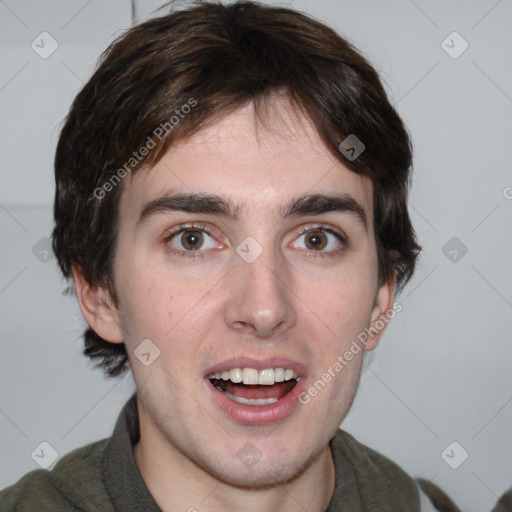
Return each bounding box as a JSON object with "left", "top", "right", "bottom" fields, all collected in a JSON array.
[
  {"left": 292, "top": 227, "right": 345, "bottom": 255},
  {"left": 165, "top": 225, "right": 221, "bottom": 257},
  {"left": 304, "top": 230, "right": 327, "bottom": 250},
  {"left": 180, "top": 230, "right": 204, "bottom": 250}
]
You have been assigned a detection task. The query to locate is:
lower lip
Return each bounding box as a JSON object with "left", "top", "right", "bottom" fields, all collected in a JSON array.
[{"left": 205, "top": 378, "right": 307, "bottom": 426}]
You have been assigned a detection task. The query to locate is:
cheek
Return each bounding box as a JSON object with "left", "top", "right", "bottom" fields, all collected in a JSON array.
[
  {"left": 313, "top": 275, "right": 376, "bottom": 337},
  {"left": 117, "top": 268, "right": 217, "bottom": 360},
  {"left": 116, "top": 272, "right": 178, "bottom": 342}
]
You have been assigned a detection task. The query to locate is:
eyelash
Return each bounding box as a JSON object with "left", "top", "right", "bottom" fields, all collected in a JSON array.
[
  {"left": 296, "top": 223, "right": 347, "bottom": 259},
  {"left": 163, "top": 222, "right": 347, "bottom": 259},
  {"left": 163, "top": 222, "right": 214, "bottom": 260}
]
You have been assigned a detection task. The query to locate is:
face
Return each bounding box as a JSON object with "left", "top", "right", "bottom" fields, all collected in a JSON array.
[{"left": 91, "top": 99, "right": 392, "bottom": 488}]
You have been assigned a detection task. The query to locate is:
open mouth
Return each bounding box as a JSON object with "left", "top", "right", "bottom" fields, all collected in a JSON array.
[{"left": 208, "top": 367, "right": 301, "bottom": 406}]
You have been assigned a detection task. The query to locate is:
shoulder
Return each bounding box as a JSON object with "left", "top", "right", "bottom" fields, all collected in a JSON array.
[
  {"left": 332, "top": 429, "right": 417, "bottom": 491},
  {"left": 1, "top": 469, "right": 68, "bottom": 511},
  {"left": 330, "top": 431, "right": 461, "bottom": 512},
  {"left": 329, "top": 429, "right": 420, "bottom": 510},
  {"left": 0, "top": 438, "right": 112, "bottom": 512}
]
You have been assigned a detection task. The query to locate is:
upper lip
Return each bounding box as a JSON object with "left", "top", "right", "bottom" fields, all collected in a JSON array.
[{"left": 204, "top": 357, "right": 308, "bottom": 379}]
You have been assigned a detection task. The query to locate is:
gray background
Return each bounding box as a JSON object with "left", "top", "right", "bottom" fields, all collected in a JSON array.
[{"left": 1, "top": 1, "right": 511, "bottom": 510}]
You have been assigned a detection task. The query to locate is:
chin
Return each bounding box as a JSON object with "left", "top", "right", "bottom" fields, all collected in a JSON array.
[
  {"left": 215, "top": 458, "right": 311, "bottom": 490},
  {"left": 198, "top": 438, "right": 328, "bottom": 490}
]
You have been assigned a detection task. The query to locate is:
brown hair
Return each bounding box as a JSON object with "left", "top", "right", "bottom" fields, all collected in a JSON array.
[{"left": 52, "top": 0, "right": 421, "bottom": 377}]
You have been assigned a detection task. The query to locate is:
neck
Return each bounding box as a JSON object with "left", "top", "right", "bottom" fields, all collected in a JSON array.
[{"left": 133, "top": 415, "right": 336, "bottom": 512}]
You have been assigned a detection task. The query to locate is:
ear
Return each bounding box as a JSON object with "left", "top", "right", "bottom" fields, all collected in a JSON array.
[
  {"left": 72, "top": 266, "right": 123, "bottom": 343},
  {"left": 364, "top": 271, "right": 396, "bottom": 352}
]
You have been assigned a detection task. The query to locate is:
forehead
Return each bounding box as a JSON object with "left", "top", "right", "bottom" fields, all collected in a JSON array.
[{"left": 120, "top": 99, "right": 373, "bottom": 222}]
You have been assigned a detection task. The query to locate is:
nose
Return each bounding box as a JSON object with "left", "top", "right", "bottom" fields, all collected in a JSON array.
[{"left": 223, "top": 244, "right": 297, "bottom": 339}]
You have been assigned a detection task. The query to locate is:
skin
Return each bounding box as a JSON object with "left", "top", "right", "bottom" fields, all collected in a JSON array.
[{"left": 73, "top": 97, "right": 394, "bottom": 512}]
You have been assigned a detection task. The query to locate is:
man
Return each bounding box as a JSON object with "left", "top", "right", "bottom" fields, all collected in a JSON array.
[{"left": 0, "top": 1, "right": 456, "bottom": 510}]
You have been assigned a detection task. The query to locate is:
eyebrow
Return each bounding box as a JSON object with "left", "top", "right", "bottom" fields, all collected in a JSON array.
[
  {"left": 137, "top": 192, "right": 241, "bottom": 225},
  {"left": 282, "top": 193, "right": 367, "bottom": 228},
  {"left": 136, "top": 191, "right": 367, "bottom": 229}
]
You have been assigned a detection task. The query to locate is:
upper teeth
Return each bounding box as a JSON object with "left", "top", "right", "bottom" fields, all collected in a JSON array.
[{"left": 208, "top": 368, "right": 300, "bottom": 385}]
